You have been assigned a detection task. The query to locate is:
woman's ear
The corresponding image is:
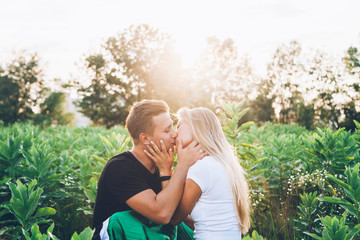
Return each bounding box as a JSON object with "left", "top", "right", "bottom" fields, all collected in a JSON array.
[{"left": 139, "top": 133, "right": 151, "bottom": 145}]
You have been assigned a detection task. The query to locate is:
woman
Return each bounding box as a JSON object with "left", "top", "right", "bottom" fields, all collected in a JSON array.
[{"left": 146, "top": 107, "right": 251, "bottom": 240}]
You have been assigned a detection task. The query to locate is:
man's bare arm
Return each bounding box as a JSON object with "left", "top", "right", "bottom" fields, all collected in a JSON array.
[
  {"left": 126, "top": 140, "right": 206, "bottom": 224},
  {"left": 126, "top": 163, "right": 189, "bottom": 224},
  {"left": 170, "top": 179, "right": 201, "bottom": 225}
]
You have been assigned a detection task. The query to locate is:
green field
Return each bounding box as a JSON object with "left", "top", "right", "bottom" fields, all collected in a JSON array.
[{"left": 1, "top": 104, "right": 360, "bottom": 239}]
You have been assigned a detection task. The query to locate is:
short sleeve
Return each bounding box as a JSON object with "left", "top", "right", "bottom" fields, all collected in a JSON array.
[
  {"left": 104, "top": 160, "right": 150, "bottom": 202},
  {"left": 186, "top": 156, "right": 211, "bottom": 193}
]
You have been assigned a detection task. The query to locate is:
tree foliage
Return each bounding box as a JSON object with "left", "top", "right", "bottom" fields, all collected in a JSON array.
[
  {"left": 0, "top": 53, "right": 73, "bottom": 127},
  {"left": 344, "top": 46, "right": 360, "bottom": 76},
  {"left": 261, "top": 41, "right": 360, "bottom": 130},
  {"left": 245, "top": 78, "right": 275, "bottom": 123},
  {"left": 267, "top": 41, "right": 307, "bottom": 124},
  {"left": 193, "top": 37, "right": 255, "bottom": 109},
  {"left": 104, "top": 24, "right": 175, "bottom": 101},
  {"left": 2, "top": 26, "right": 359, "bottom": 131},
  {"left": 0, "top": 53, "right": 46, "bottom": 124},
  {"left": 341, "top": 45, "right": 360, "bottom": 131},
  {"left": 34, "top": 92, "right": 74, "bottom": 127},
  {"left": 76, "top": 24, "right": 185, "bottom": 128},
  {"left": 75, "top": 53, "right": 134, "bottom": 128}
]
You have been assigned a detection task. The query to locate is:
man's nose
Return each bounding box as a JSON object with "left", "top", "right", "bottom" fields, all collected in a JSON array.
[{"left": 171, "top": 129, "right": 177, "bottom": 138}]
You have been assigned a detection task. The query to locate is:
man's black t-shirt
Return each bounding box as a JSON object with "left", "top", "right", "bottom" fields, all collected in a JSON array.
[{"left": 92, "top": 151, "right": 162, "bottom": 229}]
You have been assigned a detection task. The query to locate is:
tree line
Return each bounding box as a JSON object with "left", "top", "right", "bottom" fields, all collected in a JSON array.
[{"left": 1, "top": 24, "right": 359, "bottom": 130}]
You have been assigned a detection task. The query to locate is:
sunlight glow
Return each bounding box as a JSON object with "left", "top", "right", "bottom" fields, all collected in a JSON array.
[
  {"left": 0, "top": 0, "right": 359, "bottom": 80},
  {"left": 173, "top": 37, "right": 203, "bottom": 67}
]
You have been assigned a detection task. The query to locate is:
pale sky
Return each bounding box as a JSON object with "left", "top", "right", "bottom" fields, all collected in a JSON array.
[{"left": 1, "top": 0, "right": 359, "bottom": 83}]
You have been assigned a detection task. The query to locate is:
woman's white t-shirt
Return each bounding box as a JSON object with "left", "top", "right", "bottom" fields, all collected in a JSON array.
[{"left": 186, "top": 156, "right": 242, "bottom": 240}]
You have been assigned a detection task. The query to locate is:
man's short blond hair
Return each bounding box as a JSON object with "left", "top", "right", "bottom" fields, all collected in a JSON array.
[{"left": 125, "top": 100, "right": 169, "bottom": 144}]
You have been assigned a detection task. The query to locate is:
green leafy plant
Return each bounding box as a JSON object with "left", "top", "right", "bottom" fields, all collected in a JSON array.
[
  {"left": 220, "top": 101, "right": 264, "bottom": 181},
  {"left": 1, "top": 114, "right": 359, "bottom": 239},
  {"left": 0, "top": 131, "right": 32, "bottom": 178},
  {"left": 294, "top": 191, "right": 322, "bottom": 239},
  {"left": 99, "top": 131, "right": 132, "bottom": 159},
  {"left": 305, "top": 210, "right": 360, "bottom": 240},
  {"left": 19, "top": 143, "right": 63, "bottom": 194},
  {"left": 2, "top": 179, "right": 56, "bottom": 232},
  {"left": 22, "top": 223, "right": 94, "bottom": 240},
  {"left": 220, "top": 101, "right": 254, "bottom": 147},
  {"left": 70, "top": 227, "right": 95, "bottom": 240},
  {"left": 304, "top": 128, "right": 358, "bottom": 175},
  {"left": 243, "top": 230, "right": 265, "bottom": 240},
  {"left": 353, "top": 120, "right": 360, "bottom": 149},
  {"left": 22, "top": 223, "right": 59, "bottom": 240},
  {"left": 318, "top": 163, "right": 360, "bottom": 224},
  {"left": 78, "top": 177, "right": 98, "bottom": 215}
]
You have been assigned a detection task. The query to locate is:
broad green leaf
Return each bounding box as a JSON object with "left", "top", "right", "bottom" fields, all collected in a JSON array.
[
  {"left": 77, "top": 227, "right": 95, "bottom": 240},
  {"left": 345, "top": 223, "right": 360, "bottom": 240},
  {"left": 327, "top": 175, "right": 352, "bottom": 192},
  {"left": 304, "top": 232, "right": 323, "bottom": 240},
  {"left": 35, "top": 207, "right": 56, "bottom": 218},
  {"left": 334, "top": 226, "right": 347, "bottom": 239}
]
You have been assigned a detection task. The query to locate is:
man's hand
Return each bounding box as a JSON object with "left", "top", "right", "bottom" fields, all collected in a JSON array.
[
  {"left": 144, "top": 140, "right": 174, "bottom": 176},
  {"left": 176, "top": 139, "right": 207, "bottom": 169},
  {"left": 128, "top": 140, "right": 206, "bottom": 225}
]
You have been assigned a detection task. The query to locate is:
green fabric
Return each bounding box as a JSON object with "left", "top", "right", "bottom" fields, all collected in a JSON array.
[
  {"left": 107, "top": 210, "right": 194, "bottom": 240},
  {"left": 176, "top": 222, "right": 194, "bottom": 240}
]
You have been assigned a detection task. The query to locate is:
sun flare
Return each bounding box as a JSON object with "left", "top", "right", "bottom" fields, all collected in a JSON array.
[{"left": 173, "top": 37, "right": 203, "bottom": 67}]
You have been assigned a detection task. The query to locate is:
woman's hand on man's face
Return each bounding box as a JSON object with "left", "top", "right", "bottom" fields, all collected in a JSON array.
[
  {"left": 144, "top": 139, "right": 174, "bottom": 176},
  {"left": 176, "top": 138, "right": 208, "bottom": 169}
]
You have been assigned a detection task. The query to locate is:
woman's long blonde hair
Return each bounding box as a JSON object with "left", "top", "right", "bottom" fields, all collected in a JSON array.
[{"left": 177, "top": 107, "right": 251, "bottom": 234}]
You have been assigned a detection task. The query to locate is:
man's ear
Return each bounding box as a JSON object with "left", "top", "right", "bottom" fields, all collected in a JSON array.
[{"left": 139, "top": 133, "right": 151, "bottom": 145}]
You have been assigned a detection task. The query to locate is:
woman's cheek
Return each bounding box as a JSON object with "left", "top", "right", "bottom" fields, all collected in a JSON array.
[
  {"left": 177, "top": 132, "right": 184, "bottom": 143},
  {"left": 182, "top": 133, "right": 193, "bottom": 148},
  {"left": 176, "top": 132, "right": 185, "bottom": 145}
]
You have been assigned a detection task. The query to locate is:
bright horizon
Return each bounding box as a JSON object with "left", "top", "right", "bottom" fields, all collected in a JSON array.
[{"left": 1, "top": 0, "right": 360, "bottom": 84}]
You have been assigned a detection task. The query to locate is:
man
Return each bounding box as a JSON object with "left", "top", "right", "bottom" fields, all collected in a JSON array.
[{"left": 92, "top": 100, "right": 206, "bottom": 239}]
